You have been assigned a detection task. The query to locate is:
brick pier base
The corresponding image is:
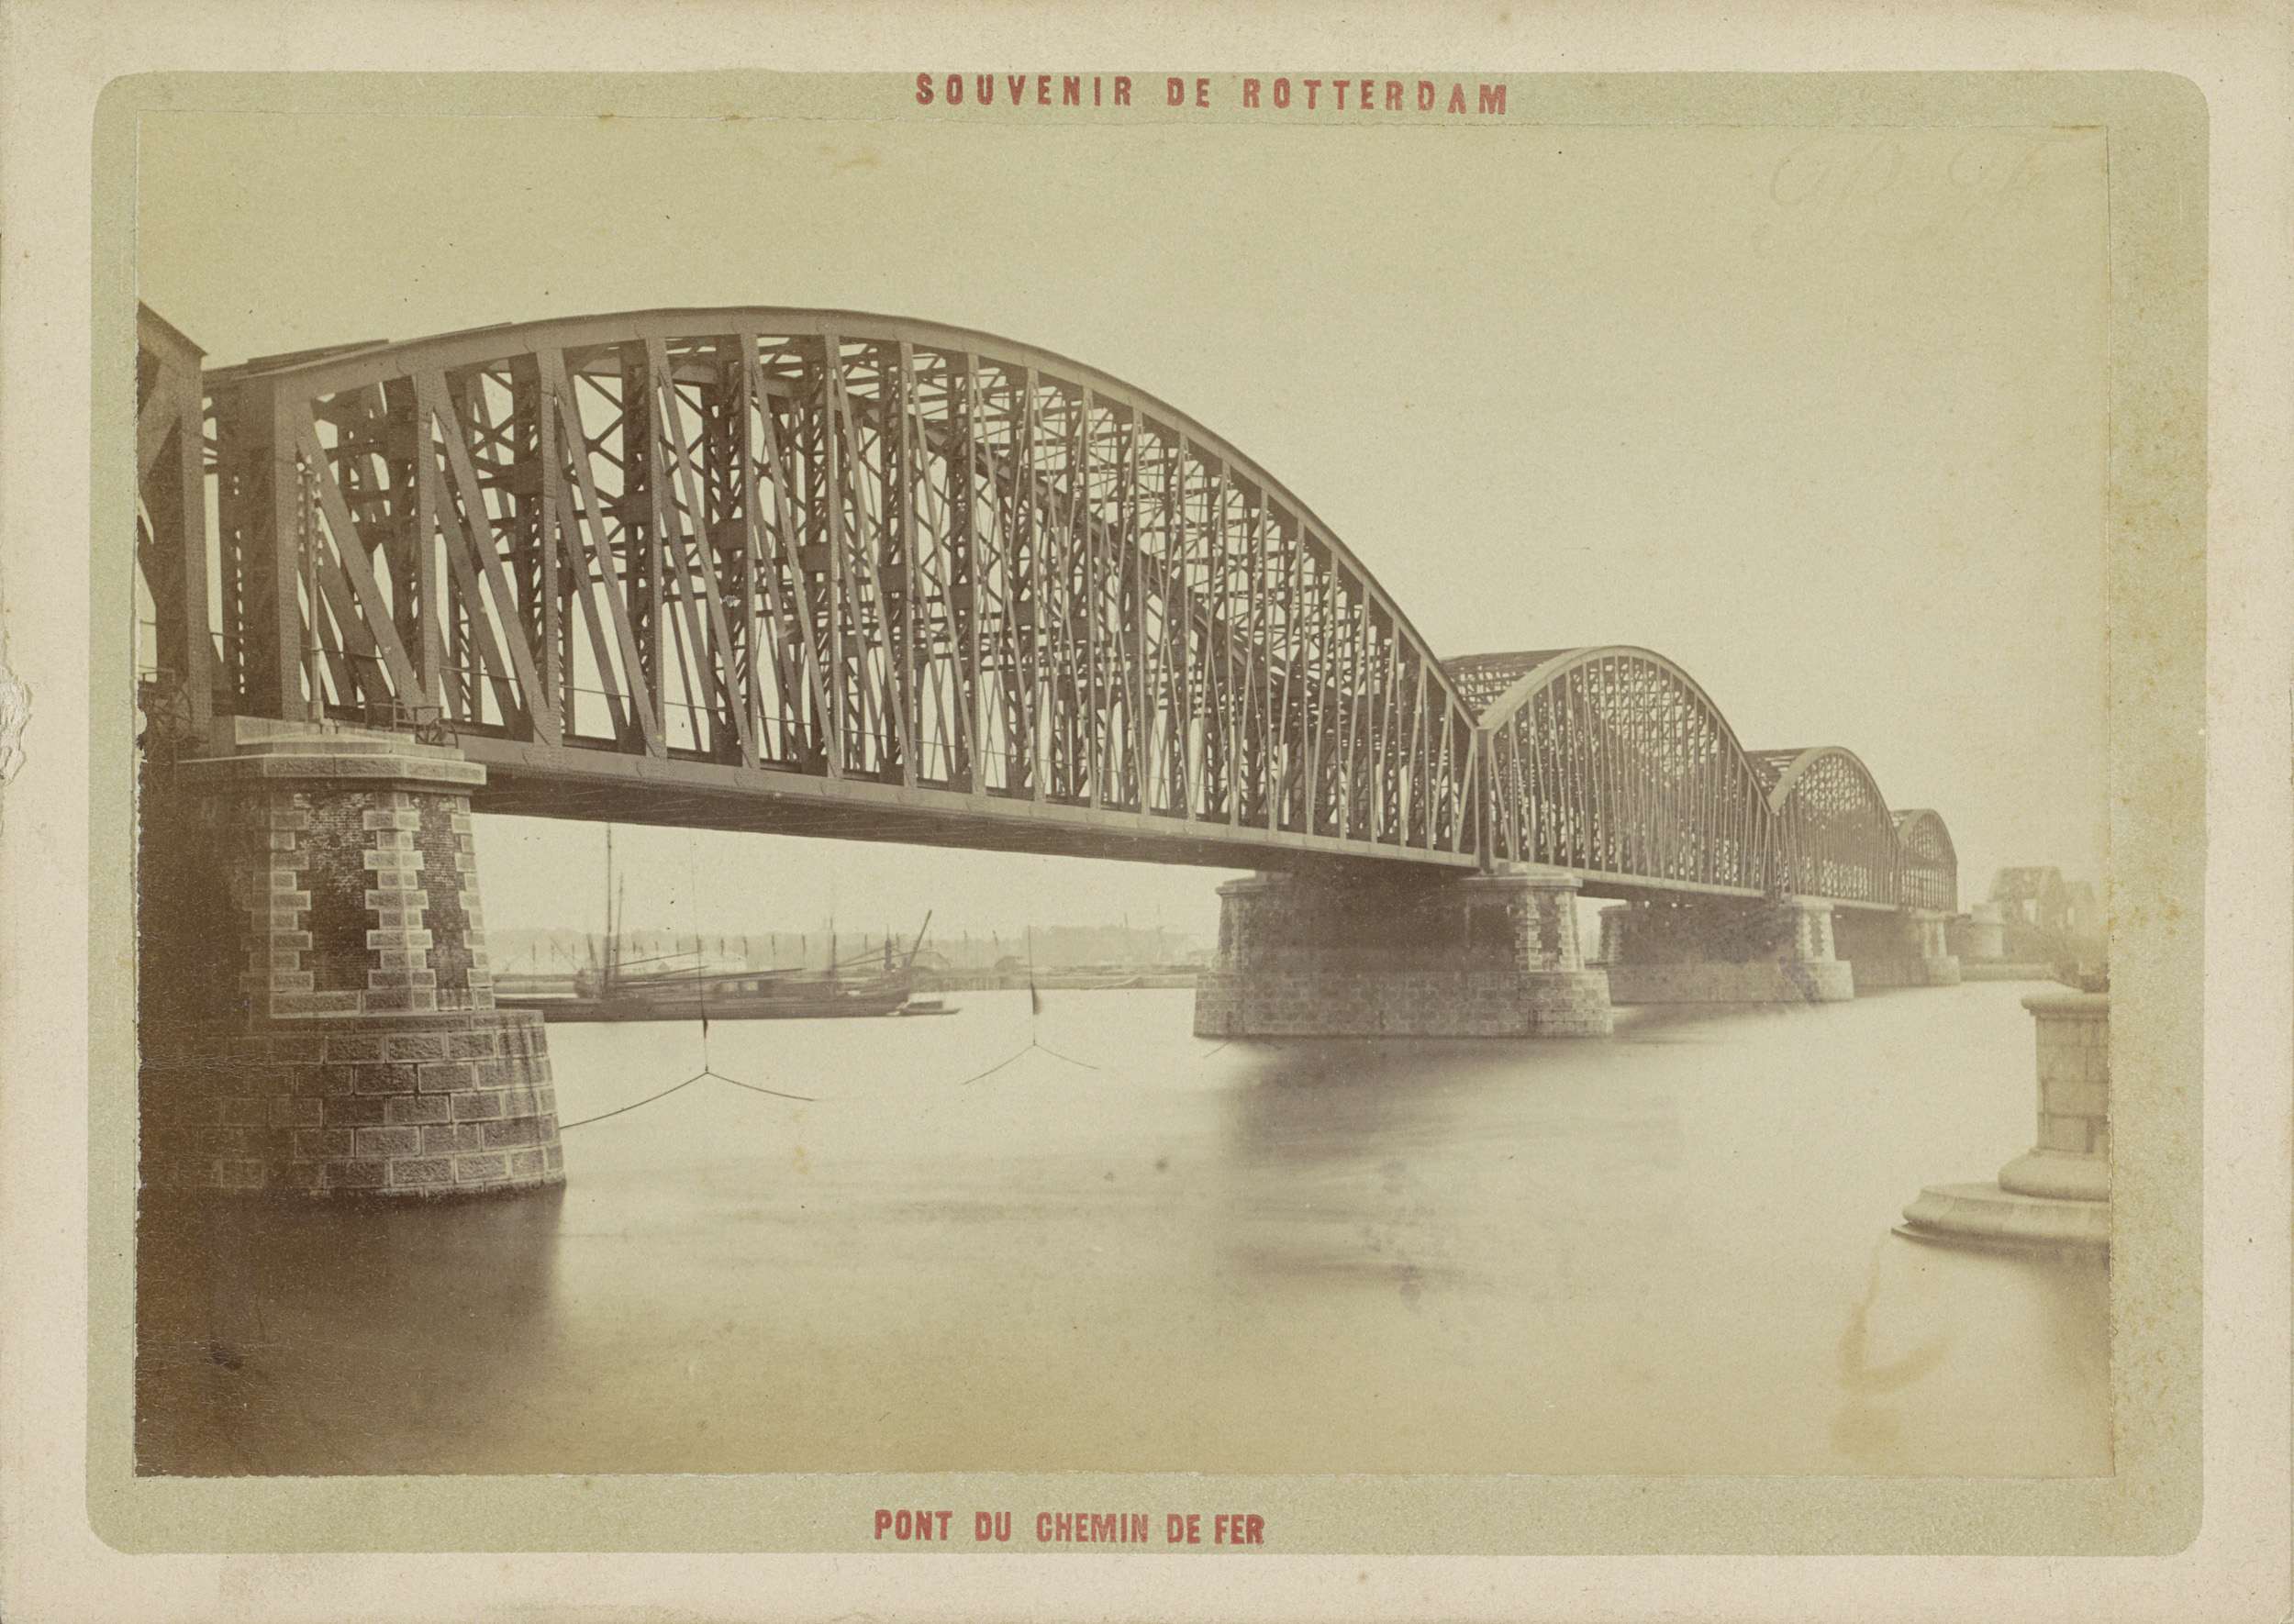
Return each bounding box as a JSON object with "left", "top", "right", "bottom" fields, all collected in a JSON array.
[
  {"left": 1191, "top": 865, "right": 1612, "bottom": 1039},
  {"left": 139, "top": 719, "right": 565, "bottom": 1199},
  {"left": 139, "top": 1010, "right": 562, "bottom": 1196},
  {"left": 1899, "top": 992, "right": 2110, "bottom": 1249},
  {"left": 1597, "top": 896, "right": 1855, "bottom": 1006}
]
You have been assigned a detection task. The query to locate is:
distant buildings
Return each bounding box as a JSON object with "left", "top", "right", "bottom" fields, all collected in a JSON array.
[
  {"left": 486, "top": 921, "right": 1209, "bottom": 976},
  {"left": 1950, "top": 866, "right": 2105, "bottom": 980}
]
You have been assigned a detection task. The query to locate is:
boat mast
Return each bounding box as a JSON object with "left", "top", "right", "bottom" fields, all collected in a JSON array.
[{"left": 604, "top": 826, "right": 621, "bottom": 995}]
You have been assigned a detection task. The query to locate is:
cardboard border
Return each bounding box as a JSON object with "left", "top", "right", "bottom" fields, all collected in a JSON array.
[
  {"left": 84, "top": 67, "right": 2203, "bottom": 1558},
  {"left": 3, "top": 3, "right": 2284, "bottom": 1618}
]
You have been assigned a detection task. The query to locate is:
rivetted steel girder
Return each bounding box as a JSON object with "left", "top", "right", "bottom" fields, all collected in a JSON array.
[{"left": 137, "top": 305, "right": 1954, "bottom": 905}]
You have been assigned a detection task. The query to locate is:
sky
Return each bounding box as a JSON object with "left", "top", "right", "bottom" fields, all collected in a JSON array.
[{"left": 135, "top": 103, "right": 2109, "bottom": 940}]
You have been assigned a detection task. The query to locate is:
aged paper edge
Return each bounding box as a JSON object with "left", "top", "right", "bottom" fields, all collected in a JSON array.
[
  {"left": 80, "top": 65, "right": 2204, "bottom": 1559},
  {"left": 0, "top": 2, "right": 2283, "bottom": 1618}
]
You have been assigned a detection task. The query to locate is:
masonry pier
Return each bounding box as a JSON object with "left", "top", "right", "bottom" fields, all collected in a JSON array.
[
  {"left": 1833, "top": 907, "right": 1962, "bottom": 989},
  {"left": 1192, "top": 864, "right": 1612, "bottom": 1039},
  {"left": 1899, "top": 991, "right": 2110, "bottom": 1249},
  {"left": 1594, "top": 895, "right": 1855, "bottom": 1005},
  {"left": 139, "top": 719, "right": 563, "bottom": 1198}
]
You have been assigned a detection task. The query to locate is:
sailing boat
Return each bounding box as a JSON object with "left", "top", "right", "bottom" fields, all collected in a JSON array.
[{"left": 494, "top": 829, "right": 932, "bottom": 1023}]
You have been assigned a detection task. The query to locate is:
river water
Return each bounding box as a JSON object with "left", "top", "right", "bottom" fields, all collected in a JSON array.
[{"left": 136, "top": 981, "right": 2110, "bottom": 1477}]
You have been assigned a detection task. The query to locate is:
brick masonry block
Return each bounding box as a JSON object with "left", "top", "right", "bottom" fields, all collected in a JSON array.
[
  {"left": 220, "top": 1096, "right": 273, "bottom": 1128},
  {"left": 451, "top": 1089, "right": 507, "bottom": 1121},
  {"left": 2036, "top": 1113, "right": 2089, "bottom": 1153},
  {"left": 354, "top": 1062, "right": 423, "bottom": 1096},
  {"left": 362, "top": 988, "right": 440, "bottom": 1014},
  {"left": 421, "top": 1123, "right": 485, "bottom": 1156},
  {"left": 324, "top": 1095, "right": 387, "bottom": 1127},
  {"left": 384, "top": 1094, "right": 455, "bottom": 1126},
  {"left": 304, "top": 1064, "right": 354, "bottom": 1098},
  {"left": 366, "top": 968, "right": 440, "bottom": 990},
  {"left": 268, "top": 1096, "right": 324, "bottom": 1128},
  {"left": 326, "top": 1158, "right": 386, "bottom": 1189},
  {"left": 418, "top": 1060, "right": 476, "bottom": 1094},
  {"left": 355, "top": 1126, "right": 421, "bottom": 1161},
  {"left": 270, "top": 991, "right": 364, "bottom": 1017},
  {"left": 454, "top": 1152, "right": 508, "bottom": 1184},
  {"left": 292, "top": 1128, "right": 355, "bottom": 1160}
]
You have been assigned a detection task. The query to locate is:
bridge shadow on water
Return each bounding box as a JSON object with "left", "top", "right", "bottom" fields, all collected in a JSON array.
[{"left": 1205, "top": 1029, "right": 1698, "bottom": 1309}]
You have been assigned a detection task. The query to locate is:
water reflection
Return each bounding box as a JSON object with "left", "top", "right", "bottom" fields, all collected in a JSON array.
[
  {"left": 1215, "top": 1044, "right": 1476, "bottom": 1295},
  {"left": 138, "top": 1186, "right": 565, "bottom": 1475},
  {"left": 135, "top": 984, "right": 2111, "bottom": 1477}
]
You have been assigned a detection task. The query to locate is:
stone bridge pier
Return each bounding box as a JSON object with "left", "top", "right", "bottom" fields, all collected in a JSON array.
[
  {"left": 1596, "top": 895, "right": 1855, "bottom": 1005},
  {"left": 1832, "top": 907, "right": 1963, "bottom": 989},
  {"left": 139, "top": 718, "right": 563, "bottom": 1198},
  {"left": 1192, "top": 864, "right": 1613, "bottom": 1039}
]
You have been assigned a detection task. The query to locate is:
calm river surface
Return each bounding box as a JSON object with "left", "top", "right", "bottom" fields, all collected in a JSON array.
[{"left": 137, "top": 982, "right": 2110, "bottom": 1477}]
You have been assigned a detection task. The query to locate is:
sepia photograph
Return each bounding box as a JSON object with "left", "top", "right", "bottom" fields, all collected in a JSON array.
[
  {"left": 124, "top": 83, "right": 2132, "bottom": 1491},
  {"left": 7, "top": 0, "right": 2294, "bottom": 1614},
  {"left": 1, "top": 38, "right": 2239, "bottom": 1601}
]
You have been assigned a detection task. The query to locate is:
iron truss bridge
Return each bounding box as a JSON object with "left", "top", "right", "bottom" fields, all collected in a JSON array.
[{"left": 135, "top": 305, "right": 1954, "bottom": 911}]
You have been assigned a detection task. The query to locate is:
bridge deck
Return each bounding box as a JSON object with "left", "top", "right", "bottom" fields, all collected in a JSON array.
[
  {"left": 461, "top": 735, "right": 1483, "bottom": 874},
  {"left": 462, "top": 734, "right": 1895, "bottom": 907}
]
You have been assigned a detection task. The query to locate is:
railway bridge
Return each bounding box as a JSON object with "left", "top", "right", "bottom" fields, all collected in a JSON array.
[{"left": 134, "top": 305, "right": 1959, "bottom": 1198}]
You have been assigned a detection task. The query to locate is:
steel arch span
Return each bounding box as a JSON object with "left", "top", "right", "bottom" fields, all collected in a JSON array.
[
  {"left": 147, "top": 306, "right": 1485, "bottom": 870},
  {"left": 137, "top": 305, "right": 1954, "bottom": 906},
  {"left": 1459, "top": 647, "right": 1777, "bottom": 897},
  {"left": 1454, "top": 647, "right": 1957, "bottom": 911},
  {"left": 1752, "top": 746, "right": 1901, "bottom": 907},
  {"left": 1893, "top": 810, "right": 1959, "bottom": 913}
]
